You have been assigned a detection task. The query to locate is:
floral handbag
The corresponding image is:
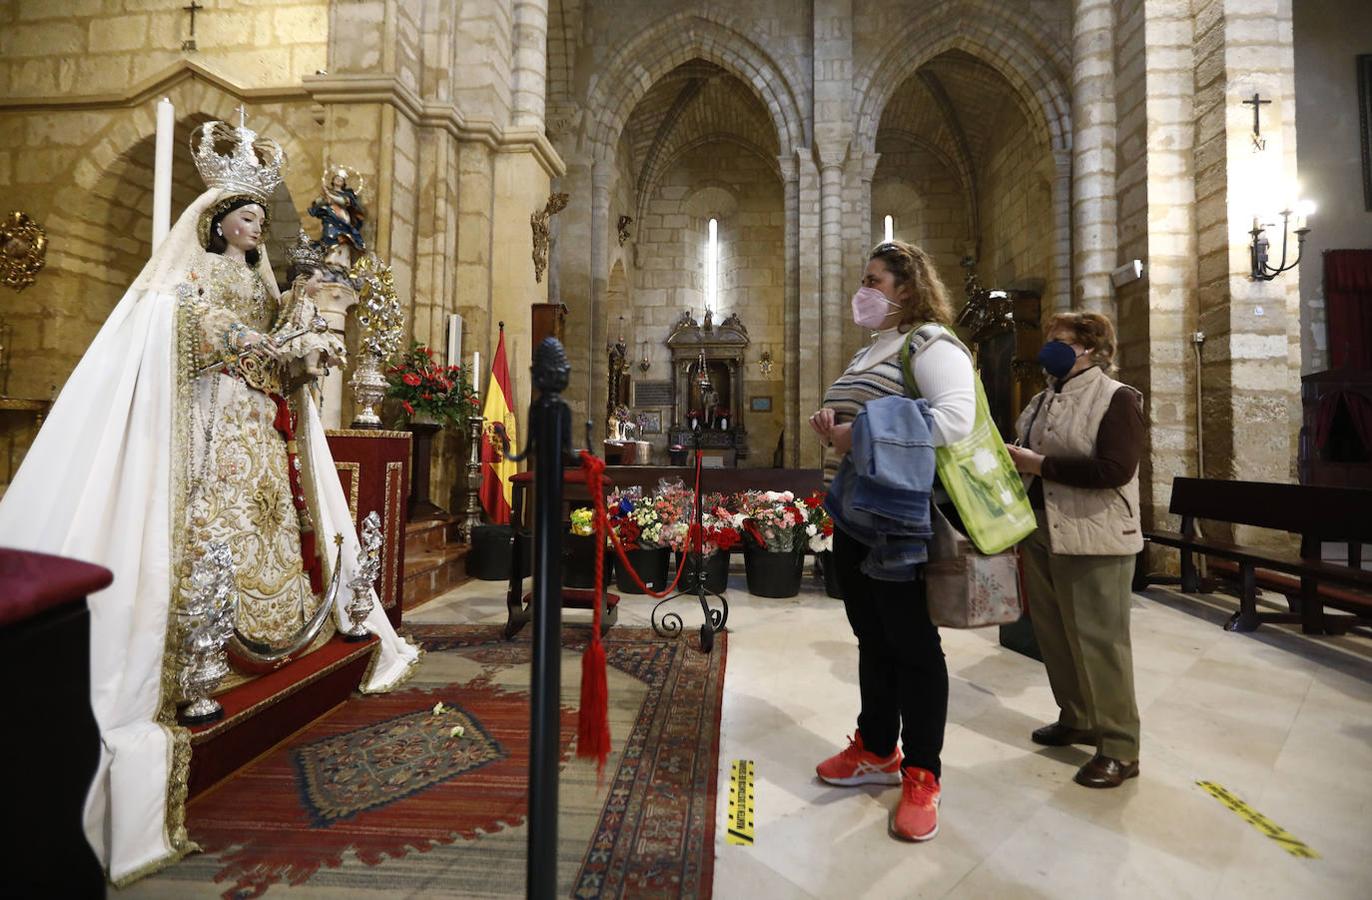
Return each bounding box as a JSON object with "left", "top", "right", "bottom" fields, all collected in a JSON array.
[
  {"left": 923, "top": 503, "right": 1023, "bottom": 628},
  {"left": 901, "top": 324, "right": 1029, "bottom": 628}
]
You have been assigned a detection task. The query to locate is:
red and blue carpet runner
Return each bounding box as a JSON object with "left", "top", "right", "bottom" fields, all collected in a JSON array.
[{"left": 125, "top": 625, "right": 725, "bottom": 898}]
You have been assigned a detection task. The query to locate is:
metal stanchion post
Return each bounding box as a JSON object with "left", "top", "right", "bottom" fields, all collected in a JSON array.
[{"left": 494, "top": 338, "right": 573, "bottom": 899}]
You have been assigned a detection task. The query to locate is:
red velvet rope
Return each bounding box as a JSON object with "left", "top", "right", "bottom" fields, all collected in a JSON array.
[{"left": 578, "top": 447, "right": 703, "bottom": 600}]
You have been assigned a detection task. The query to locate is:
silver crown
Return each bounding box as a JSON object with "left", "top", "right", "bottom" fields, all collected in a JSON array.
[
  {"left": 190, "top": 110, "right": 285, "bottom": 202},
  {"left": 286, "top": 229, "right": 326, "bottom": 271}
]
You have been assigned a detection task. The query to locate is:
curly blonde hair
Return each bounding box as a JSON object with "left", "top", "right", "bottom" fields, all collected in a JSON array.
[
  {"left": 1046, "top": 311, "right": 1118, "bottom": 374},
  {"left": 869, "top": 240, "right": 954, "bottom": 329}
]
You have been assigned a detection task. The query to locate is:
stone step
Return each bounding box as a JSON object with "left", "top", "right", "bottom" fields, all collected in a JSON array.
[
  {"left": 402, "top": 542, "right": 471, "bottom": 611},
  {"left": 404, "top": 515, "right": 462, "bottom": 559}
]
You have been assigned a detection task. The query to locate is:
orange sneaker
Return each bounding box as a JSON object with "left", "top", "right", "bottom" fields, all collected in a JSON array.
[
  {"left": 816, "top": 732, "right": 902, "bottom": 786},
  {"left": 890, "top": 766, "right": 940, "bottom": 841}
]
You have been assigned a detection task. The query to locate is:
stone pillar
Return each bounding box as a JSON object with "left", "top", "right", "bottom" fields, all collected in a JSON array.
[
  {"left": 796, "top": 154, "right": 824, "bottom": 468},
  {"left": 1071, "top": 0, "right": 1119, "bottom": 313},
  {"left": 588, "top": 159, "right": 612, "bottom": 432},
  {"left": 1050, "top": 150, "right": 1074, "bottom": 313},
  {"left": 820, "top": 161, "right": 845, "bottom": 398},
  {"left": 1191, "top": 0, "right": 1301, "bottom": 534},
  {"left": 511, "top": 0, "right": 549, "bottom": 130},
  {"left": 779, "top": 154, "right": 801, "bottom": 466}
]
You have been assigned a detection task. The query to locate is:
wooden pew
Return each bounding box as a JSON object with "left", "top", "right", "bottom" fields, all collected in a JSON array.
[{"left": 1137, "top": 477, "right": 1372, "bottom": 634}]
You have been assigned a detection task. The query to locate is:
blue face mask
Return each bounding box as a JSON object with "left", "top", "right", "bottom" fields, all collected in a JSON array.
[{"left": 1037, "top": 340, "right": 1081, "bottom": 379}]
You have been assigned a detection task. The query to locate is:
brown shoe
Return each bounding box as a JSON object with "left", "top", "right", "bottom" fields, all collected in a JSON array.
[
  {"left": 1031, "top": 722, "right": 1094, "bottom": 747},
  {"left": 1074, "top": 755, "right": 1139, "bottom": 788}
]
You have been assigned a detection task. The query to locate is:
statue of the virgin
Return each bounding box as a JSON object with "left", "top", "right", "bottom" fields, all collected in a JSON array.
[{"left": 0, "top": 116, "right": 417, "bottom": 885}]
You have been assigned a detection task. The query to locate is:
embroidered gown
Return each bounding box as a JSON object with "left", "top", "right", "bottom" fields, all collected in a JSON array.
[{"left": 179, "top": 252, "right": 319, "bottom": 646}]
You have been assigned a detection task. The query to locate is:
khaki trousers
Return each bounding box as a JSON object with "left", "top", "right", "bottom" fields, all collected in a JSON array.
[{"left": 1021, "top": 516, "right": 1141, "bottom": 760}]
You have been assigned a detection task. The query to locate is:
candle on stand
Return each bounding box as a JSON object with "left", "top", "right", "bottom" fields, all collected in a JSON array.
[
  {"left": 472, "top": 351, "right": 481, "bottom": 399},
  {"left": 152, "top": 98, "right": 174, "bottom": 250}
]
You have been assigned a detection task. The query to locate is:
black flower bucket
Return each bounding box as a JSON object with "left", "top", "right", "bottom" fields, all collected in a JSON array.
[
  {"left": 743, "top": 547, "right": 804, "bottom": 598},
  {"left": 674, "top": 549, "right": 730, "bottom": 595},
  {"left": 615, "top": 547, "right": 670, "bottom": 594},
  {"left": 816, "top": 550, "right": 843, "bottom": 599}
]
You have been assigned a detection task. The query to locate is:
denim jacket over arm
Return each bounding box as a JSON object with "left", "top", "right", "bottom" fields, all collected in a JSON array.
[{"left": 825, "top": 395, "right": 937, "bottom": 581}]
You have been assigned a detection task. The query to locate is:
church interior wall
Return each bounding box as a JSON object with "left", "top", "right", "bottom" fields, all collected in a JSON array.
[
  {"left": 1293, "top": 0, "right": 1372, "bottom": 375},
  {"left": 0, "top": 0, "right": 329, "bottom": 99},
  {"left": 629, "top": 142, "right": 786, "bottom": 463}
]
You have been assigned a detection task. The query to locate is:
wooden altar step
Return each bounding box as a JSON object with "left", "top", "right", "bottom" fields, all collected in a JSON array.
[
  {"left": 403, "top": 514, "right": 471, "bottom": 610},
  {"left": 187, "top": 636, "right": 378, "bottom": 800}
]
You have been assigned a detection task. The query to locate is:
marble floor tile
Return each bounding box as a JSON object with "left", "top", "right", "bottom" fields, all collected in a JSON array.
[{"left": 405, "top": 567, "right": 1371, "bottom": 899}]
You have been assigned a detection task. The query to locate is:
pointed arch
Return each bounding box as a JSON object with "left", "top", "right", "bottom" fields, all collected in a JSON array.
[
  {"left": 853, "top": 5, "right": 1072, "bottom": 156},
  {"left": 584, "top": 12, "right": 808, "bottom": 161}
]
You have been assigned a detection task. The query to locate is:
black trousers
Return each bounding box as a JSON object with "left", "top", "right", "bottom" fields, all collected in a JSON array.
[{"left": 832, "top": 525, "right": 948, "bottom": 777}]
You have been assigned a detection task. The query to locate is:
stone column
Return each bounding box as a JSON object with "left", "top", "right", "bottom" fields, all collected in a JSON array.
[
  {"left": 1190, "top": 0, "right": 1301, "bottom": 534},
  {"left": 796, "top": 154, "right": 824, "bottom": 468},
  {"left": 588, "top": 159, "right": 612, "bottom": 431},
  {"left": 1071, "top": 0, "right": 1119, "bottom": 313},
  {"left": 511, "top": 0, "right": 549, "bottom": 130},
  {"left": 819, "top": 161, "right": 844, "bottom": 398},
  {"left": 1050, "top": 150, "right": 1074, "bottom": 313},
  {"left": 779, "top": 154, "right": 801, "bottom": 466}
]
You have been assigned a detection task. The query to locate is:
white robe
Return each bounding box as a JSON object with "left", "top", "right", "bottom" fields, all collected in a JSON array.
[{"left": 0, "top": 187, "right": 417, "bottom": 884}]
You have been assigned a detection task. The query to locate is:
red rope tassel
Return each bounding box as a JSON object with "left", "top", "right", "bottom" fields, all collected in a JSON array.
[{"left": 577, "top": 450, "right": 612, "bottom": 774}]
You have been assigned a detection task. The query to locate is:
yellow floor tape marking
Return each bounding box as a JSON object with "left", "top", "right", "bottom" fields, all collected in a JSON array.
[
  {"left": 726, "top": 759, "right": 756, "bottom": 846},
  {"left": 1196, "top": 780, "right": 1320, "bottom": 859}
]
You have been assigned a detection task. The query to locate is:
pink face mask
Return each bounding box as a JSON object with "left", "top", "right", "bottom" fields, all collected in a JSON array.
[{"left": 851, "top": 286, "right": 900, "bottom": 329}]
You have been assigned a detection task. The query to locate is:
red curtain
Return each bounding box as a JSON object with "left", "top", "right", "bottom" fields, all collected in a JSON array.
[
  {"left": 1325, "top": 249, "right": 1372, "bottom": 369},
  {"left": 1314, "top": 390, "right": 1372, "bottom": 455}
]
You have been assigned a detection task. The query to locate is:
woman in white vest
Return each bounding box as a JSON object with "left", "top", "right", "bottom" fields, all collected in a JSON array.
[{"left": 1006, "top": 312, "right": 1145, "bottom": 789}]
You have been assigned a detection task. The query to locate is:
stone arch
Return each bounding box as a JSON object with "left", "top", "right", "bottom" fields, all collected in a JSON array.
[
  {"left": 585, "top": 13, "right": 808, "bottom": 161},
  {"left": 853, "top": 6, "right": 1072, "bottom": 156},
  {"left": 36, "top": 80, "right": 317, "bottom": 384}
]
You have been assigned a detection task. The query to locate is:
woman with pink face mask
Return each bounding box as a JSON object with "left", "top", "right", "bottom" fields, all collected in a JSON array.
[{"left": 807, "top": 240, "right": 976, "bottom": 843}]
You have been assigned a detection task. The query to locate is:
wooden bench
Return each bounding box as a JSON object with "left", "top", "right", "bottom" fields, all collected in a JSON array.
[{"left": 1136, "top": 477, "right": 1372, "bottom": 634}]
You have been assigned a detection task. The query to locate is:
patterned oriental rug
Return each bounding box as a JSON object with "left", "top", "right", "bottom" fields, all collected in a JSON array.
[{"left": 121, "top": 625, "right": 725, "bottom": 899}]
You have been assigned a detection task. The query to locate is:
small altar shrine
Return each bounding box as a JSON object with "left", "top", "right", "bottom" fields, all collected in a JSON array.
[{"left": 665, "top": 310, "right": 750, "bottom": 466}]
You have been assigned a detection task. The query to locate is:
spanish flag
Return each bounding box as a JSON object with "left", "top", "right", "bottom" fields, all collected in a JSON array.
[{"left": 480, "top": 323, "right": 517, "bottom": 524}]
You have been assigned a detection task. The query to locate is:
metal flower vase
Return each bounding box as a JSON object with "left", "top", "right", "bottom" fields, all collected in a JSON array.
[
  {"left": 176, "top": 541, "right": 239, "bottom": 725},
  {"left": 340, "top": 511, "right": 382, "bottom": 640},
  {"left": 349, "top": 351, "right": 387, "bottom": 428}
]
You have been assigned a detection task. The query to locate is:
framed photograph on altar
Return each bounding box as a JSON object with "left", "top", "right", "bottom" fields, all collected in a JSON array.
[
  {"left": 638, "top": 409, "right": 663, "bottom": 434},
  {"left": 749, "top": 395, "right": 773, "bottom": 412}
]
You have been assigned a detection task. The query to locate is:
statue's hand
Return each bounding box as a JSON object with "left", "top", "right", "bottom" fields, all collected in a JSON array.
[{"left": 243, "top": 334, "right": 287, "bottom": 365}]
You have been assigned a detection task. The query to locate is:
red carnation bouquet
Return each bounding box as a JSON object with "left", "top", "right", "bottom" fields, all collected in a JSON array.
[
  {"left": 803, "top": 490, "right": 835, "bottom": 552},
  {"left": 385, "top": 341, "right": 478, "bottom": 427}
]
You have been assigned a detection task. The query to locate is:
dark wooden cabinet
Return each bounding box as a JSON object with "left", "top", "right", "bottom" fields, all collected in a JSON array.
[{"left": 1299, "top": 369, "right": 1372, "bottom": 489}]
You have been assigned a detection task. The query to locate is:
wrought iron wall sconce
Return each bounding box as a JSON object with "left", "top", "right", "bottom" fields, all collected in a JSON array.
[
  {"left": 757, "top": 350, "right": 774, "bottom": 376},
  {"left": 637, "top": 339, "right": 652, "bottom": 372},
  {"left": 1249, "top": 202, "right": 1313, "bottom": 281}
]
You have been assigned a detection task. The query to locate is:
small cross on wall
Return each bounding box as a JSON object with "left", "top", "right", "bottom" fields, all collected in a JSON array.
[
  {"left": 1241, "top": 92, "right": 1271, "bottom": 151},
  {"left": 182, "top": 0, "right": 204, "bottom": 52}
]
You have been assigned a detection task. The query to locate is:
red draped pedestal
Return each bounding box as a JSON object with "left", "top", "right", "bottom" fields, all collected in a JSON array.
[{"left": 325, "top": 429, "right": 412, "bottom": 630}]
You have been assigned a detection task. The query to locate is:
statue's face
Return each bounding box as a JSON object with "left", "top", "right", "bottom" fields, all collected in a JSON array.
[
  {"left": 221, "top": 204, "right": 266, "bottom": 252},
  {"left": 331, "top": 175, "right": 346, "bottom": 190},
  {"left": 301, "top": 266, "right": 326, "bottom": 297}
]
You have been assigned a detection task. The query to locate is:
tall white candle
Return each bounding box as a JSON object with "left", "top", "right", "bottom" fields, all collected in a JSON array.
[
  {"left": 446, "top": 313, "right": 462, "bottom": 367},
  {"left": 473, "top": 350, "right": 481, "bottom": 400},
  {"left": 152, "top": 98, "right": 174, "bottom": 250}
]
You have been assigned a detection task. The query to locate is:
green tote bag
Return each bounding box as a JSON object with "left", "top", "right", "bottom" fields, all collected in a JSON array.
[{"left": 899, "top": 324, "right": 1036, "bottom": 556}]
